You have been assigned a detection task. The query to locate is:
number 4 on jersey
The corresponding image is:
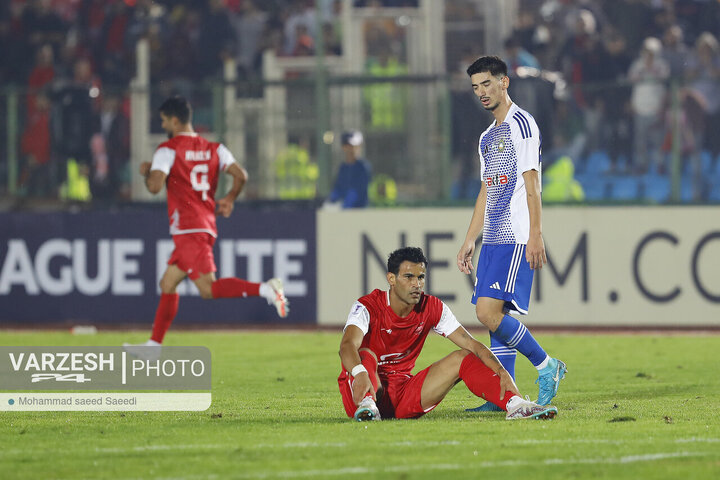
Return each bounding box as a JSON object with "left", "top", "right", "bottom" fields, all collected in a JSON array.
[{"left": 190, "top": 164, "right": 211, "bottom": 201}]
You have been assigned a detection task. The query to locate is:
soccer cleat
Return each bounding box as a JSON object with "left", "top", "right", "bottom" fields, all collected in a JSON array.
[
  {"left": 505, "top": 396, "right": 558, "bottom": 420},
  {"left": 353, "top": 397, "right": 381, "bottom": 422},
  {"left": 122, "top": 341, "right": 161, "bottom": 361},
  {"left": 536, "top": 358, "right": 567, "bottom": 405},
  {"left": 465, "top": 401, "right": 503, "bottom": 412},
  {"left": 266, "top": 278, "right": 289, "bottom": 318}
]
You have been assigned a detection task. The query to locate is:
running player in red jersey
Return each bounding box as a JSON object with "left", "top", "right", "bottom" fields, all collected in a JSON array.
[
  {"left": 338, "top": 246, "right": 557, "bottom": 421},
  {"left": 124, "top": 96, "right": 288, "bottom": 359}
]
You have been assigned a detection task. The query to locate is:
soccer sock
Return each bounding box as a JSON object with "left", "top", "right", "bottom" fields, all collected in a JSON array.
[
  {"left": 356, "top": 350, "right": 380, "bottom": 399},
  {"left": 459, "top": 354, "right": 516, "bottom": 410},
  {"left": 492, "top": 314, "right": 548, "bottom": 369},
  {"left": 490, "top": 333, "right": 517, "bottom": 379},
  {"left": 211, "top": 278, "right": 261, "bottom": 299},
  {"left": 150, "top": 293, "right": 179, "bottom": 344}
]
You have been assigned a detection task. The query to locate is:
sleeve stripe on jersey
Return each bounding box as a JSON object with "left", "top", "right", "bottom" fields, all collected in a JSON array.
[{"left": 513, "top": 112, "right": 532, "bottom": 139}]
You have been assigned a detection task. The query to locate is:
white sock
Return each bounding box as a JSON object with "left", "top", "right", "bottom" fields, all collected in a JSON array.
[
  {"left": 259, "top": 282, "right": 273, "bottom": 300},
  {"left": 145, "top": 339, "right": 161, "bottom": 346},
  {"left": 535, "top": 355, "right": 550, "bottom": 371},
  {"left": 506, "top": 395, "right": 523, "bottom": 410}
]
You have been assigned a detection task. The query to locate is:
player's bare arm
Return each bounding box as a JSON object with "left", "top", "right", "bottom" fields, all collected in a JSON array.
[
  {"left": 338, "top": 324, "right": 376, "bottom": 404},
  {"left": 446, "top": 326, "right": 520, "bottom": 398},
  {"left": 216, "top": 163, "right": 248, "bottom": 218},
  {"left": 457, "top": 182, "right": 487, "bottom": 274},
  {"left": 523, "top": 169, "right": 546, "bottom": 270},
  {"left": 140, "top": 161, "right": 166, "bottom": 195}
]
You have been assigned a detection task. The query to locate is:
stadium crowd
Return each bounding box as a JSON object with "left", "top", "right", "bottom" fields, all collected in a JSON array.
[{"left": 1, "top": 0, "right": 719, "bottom": 204}]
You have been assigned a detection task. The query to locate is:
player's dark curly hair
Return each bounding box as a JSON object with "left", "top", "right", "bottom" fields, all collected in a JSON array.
[
  {"left": 466, "top": 55, "right": 508, "bottom": 78},
  {"left": 159, "top": 95, "right": 192, "bottom": 124},
  {"left": 387, "top": 247, "right": 428, "bottom": 274}
]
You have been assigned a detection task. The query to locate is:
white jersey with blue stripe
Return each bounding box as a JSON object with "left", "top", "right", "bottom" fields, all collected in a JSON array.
[{"left": 477, "top": 103, "right": 542, "bottom": 245}]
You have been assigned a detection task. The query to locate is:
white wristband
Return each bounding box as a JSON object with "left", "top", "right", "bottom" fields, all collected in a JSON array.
[{"left": 351, "top": 364, "right": 367, "bottom": 377}]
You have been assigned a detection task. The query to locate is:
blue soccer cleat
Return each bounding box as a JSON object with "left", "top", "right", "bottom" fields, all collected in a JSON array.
[
  {"left": 536, "top": 358, "right": 567, "bottom": 405},
  {"left": 465, "top": 401, "right": 503, "bottom": 412}
]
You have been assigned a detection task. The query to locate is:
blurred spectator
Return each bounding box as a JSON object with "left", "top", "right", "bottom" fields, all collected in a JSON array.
[
  {"left": 27, "top": 44, "right": 55, "bottom": 116},
  {"left": 20, "top": 0, "right": 67, "bottom": 57},
  {"left": 91, "top": 93, "right": 130, "bottom": 203},
  {"left": 684, "top": 32, "right": 720, "bottom": 157},
  {"left": 601, "top": 30, "right": 633, "bottom": 172},
  {"left": 233, "top": 0, "right": 268, "bottom": 77},
  {"left": 197, "top": 0, "right": 236, "bottom": 78},
  {"left": 50, "top": 57, "right": 99, "bottom": 196},
  {"left": 661, "top": 24, "right": 689, "bottom": 79},
  {"left": 628, "top": 37, "right": 669, "bottom": 174},
  {"left": 326, "top": 130, "right": 372, "bottom": 209},
  {"left": 96, "top": 1, "right": 132, "bottom": 87},
  {"left": 19, "top": 92, "right": 53, "bottom": 197},
  {"left": 557, "top": 9, "right": 606, "bottom": 157},
  {"left": 284, "top": 0, "right": 317, "bottom": 56},
  {"left": 504, "top": 36, "right": 541, "bottom": 73},
  {"left": 292, "top": 24, "right": 315, "bottom": 56}
]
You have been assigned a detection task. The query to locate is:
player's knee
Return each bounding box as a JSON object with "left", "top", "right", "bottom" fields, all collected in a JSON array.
[
  {"left": 198, "top": 287, "right": 214, "bottom": 300},
  {"left": 158, "top": 278, "right": 175, "bottom": 294}
]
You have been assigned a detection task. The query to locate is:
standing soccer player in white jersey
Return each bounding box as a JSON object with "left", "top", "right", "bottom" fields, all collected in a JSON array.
[
  {"left": 456, "top": 56, "right": 567, "bottom": 411},
  {"left": 123, "top": 96, "right": 288, "bottom": 360}
]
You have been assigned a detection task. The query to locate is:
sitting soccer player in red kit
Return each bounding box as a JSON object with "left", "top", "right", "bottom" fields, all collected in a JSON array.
[{"left": 338, "top": 247, "right": 557, "bottom": 421}]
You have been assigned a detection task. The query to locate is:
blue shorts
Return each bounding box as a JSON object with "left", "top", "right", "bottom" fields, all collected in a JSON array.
[{"left": 471, "top": 244, "right": 534, "bottom": 315}]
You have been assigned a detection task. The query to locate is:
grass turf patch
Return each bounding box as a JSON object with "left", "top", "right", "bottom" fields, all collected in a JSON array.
[{"left": 0, "top": 331, "right": 718, "bottom": 479}]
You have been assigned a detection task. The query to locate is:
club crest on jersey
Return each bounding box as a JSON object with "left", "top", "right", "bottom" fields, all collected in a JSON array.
[
  {"left": 486, "top": 173, "right": 509, "bottom": 187},
  {"left": 496, "top": 137, "right": 505, "bottom": 152},
  {"left": 413, "top": 323, "right": 424, "bottom": 335}
]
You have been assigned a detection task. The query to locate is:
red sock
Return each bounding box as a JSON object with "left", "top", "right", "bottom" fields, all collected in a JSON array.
[
  {"left": 357, "top": 350, "right": 380, "bottom": 398},
  {"left": 150, "top": 293, "right": 179, "bottom": 344},
  {"left": 211, "top": 278, "right": 261, "bottom": 299},
  {"left": 459, "top": 354, "right": 515, "bottom": 410}
]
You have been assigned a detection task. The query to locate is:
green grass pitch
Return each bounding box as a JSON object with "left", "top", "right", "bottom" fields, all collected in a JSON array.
[{"left": 1, "top": 330, "right": 719, "bottom": 479}]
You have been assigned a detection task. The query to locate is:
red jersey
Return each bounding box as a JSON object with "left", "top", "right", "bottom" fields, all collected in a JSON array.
[
  {"left": 344, "top": 289, "right": 462, "bottom": 377},
  {"left": 150, "top": 133, "right": 236, "bottom": 237}
]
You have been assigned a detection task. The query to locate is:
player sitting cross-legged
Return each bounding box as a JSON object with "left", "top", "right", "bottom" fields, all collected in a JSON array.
[{"left": 338, "top": 247, "right": 557, "bottom": 421}]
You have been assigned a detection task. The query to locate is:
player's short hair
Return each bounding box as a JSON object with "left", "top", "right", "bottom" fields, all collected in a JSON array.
[
  {"left": 159, "top": 95, "right": 192, "bottom": 124},
  {"left": 387, "top": 247, "right": 428, "bottom": 274},
  {"left": 466, "top": 55, "right": 508, "bottom": 79}
]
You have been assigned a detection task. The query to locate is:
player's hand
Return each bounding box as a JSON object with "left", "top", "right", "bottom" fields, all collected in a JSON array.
[
  {"left": 498, "top": 370, "right": 520, "bottom": 399},
  {"left": 139, "top": 161, "right": 151, "bottom": 177},
  {"left": 216, "top": 197, "right": 234, "bottom": 218},
  {"left": 351, "top": 371, "right": 376, "bottom": 405},
  {"left": 525, "top": 233, "right": 547, "bottom": 270},
  {"left": 456, "top": 240, "right": 475, "bottom": 275}
]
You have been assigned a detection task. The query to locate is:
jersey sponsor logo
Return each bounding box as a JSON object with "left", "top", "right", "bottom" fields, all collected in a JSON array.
[
  {"left": 379, "top": 352, "right": 405, "bottom": 364},
  {"left": 486, "top": 174, "right": 509, "bottom": 187},
  {"left": 185, "top": 150, "right": 211, "bottom": 161}
]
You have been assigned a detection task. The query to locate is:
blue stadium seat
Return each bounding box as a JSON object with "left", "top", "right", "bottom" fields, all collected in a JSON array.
[
  {"left": 584, "top": 151, "right": 611, "bottom": 175},
  {"left": 642, "top": 174, "right": 671, "bottom": 203},
  {"left": 608, "top": 176, "right": 640, "bottom": 201},
  {"left": 576, "top": 174, "right": 608, "bottom": 201}
]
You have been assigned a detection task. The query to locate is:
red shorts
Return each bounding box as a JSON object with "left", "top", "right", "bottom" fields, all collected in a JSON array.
[
  {"left": 167, "top": 233, "right": 216, "bottom": 280},
  {"left": 338, "top": 366, "right": 440, "bottom": 419}
]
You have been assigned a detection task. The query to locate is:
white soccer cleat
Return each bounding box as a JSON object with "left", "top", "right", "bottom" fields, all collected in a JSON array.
[
  {"left": 353, "top": 396, "right": 381, "bottom": 422},
  {"left": 265, "top": 278, "right": 289, "bottom": 318},
  {"left": 505, "top": 396, "right": 558, "bottom": 420},
  {"left": 122, "top": 341, "right": 161, "bottom": 361}
]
